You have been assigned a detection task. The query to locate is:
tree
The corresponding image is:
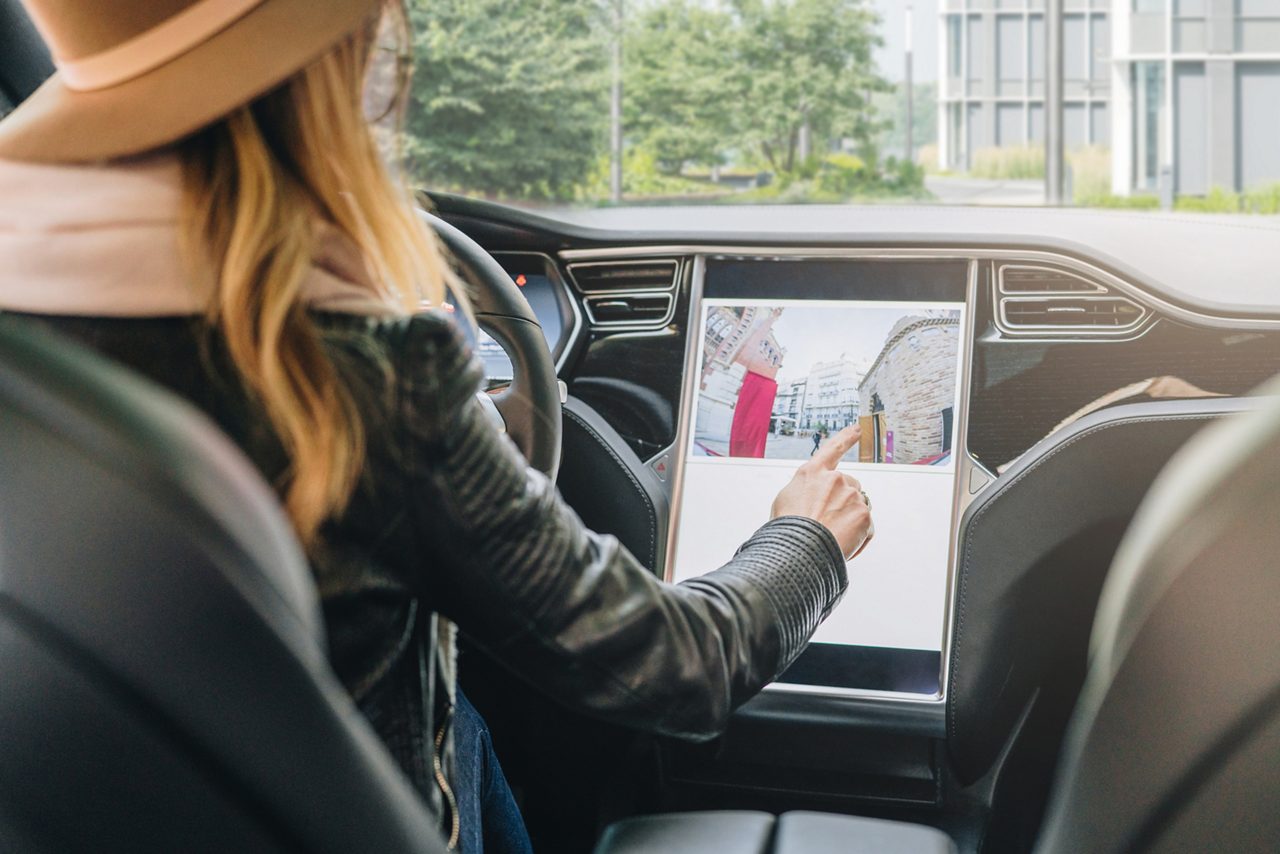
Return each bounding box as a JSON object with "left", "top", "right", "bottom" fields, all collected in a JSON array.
[
  {"left": 403, "top": 0, "right": 609, "bottom": 200},
  {"left": 624, "top": 1, "right": 739, "bottom": 174},
  {"left": 731, "top": 0, "right": 887, "bottom": 174},
  {"left": 875, "top": 81, "right": 937, "bottom": 163}
]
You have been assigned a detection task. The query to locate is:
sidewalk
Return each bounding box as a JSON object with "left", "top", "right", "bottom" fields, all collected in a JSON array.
[{"left": 694, "top": 432, "right": 835, "bottom": 461}]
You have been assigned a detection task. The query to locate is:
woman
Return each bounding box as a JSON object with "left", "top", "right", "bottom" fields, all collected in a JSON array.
[
  {"left": 728, "top": 307, "right": 785, "bottom": 458},
  {"left": 0, "top": 1, "right": 873, "bottom": 851}
]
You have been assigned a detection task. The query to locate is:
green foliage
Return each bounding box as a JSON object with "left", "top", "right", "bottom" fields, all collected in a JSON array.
[
  {"left": 623, "top": 0, "right": 887, "bottom": 178},
  {"left": 1244, "top": 182, "right": 1280, "bottom": 214},
  {"left": 576, "top": 147, "right": 726, "bottom": 202},
  {"left": 874, "top": 82, "right": 936, "bottom": 162},
  {"left": 812, "top": 152, "right": 868, "bottom": 197},
  {"left": 1175, "top": 186, "right": 1243, "bottom": 213},
  {"left": 400, "top": 0, "right": 912, "bottom": 204},
  {"left": 1067, "top": 146, "right": 1110, "bottom": 205},
  {"left": 624, "top": 1, "right": 738, "bottom": 174},
  {"left": 732, "top": 151, "right": 929, "bottom": 203},
  {"left": 403, "top": 0, "right": 608, "bottom": 200},
  {"left": 731, "top": 0, "right": 887, "bottom": 174},
  {"left": 970, "top": 146, "right": 1045, "bottom": 180},
  {"left": 914, "top": 143, "right": 945, "bottom": 175},
  {"left": 1075, "top": 192, "right": 1162, "bottom": 210}
]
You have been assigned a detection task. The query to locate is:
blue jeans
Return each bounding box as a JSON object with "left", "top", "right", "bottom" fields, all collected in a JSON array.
[{"left": 453, "top": 690, "right": 534, "bottom": 854}]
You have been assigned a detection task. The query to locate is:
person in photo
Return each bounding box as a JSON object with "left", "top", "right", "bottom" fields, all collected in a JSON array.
[{"left": 728, "top": 307, "right": 784, "bottom": 457}]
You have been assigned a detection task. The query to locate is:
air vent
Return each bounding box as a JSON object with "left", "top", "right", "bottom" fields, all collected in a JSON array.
[
  {"left": 995, "top": 262, "right": 1151, "bottom": 337},
  {"left": 1000, "top": 296, "right": 1147, "bottom": 332},
  {"left": 568, "top": 260, "right": 679, "bottom": 293},
  {"left": 999, "top": 265, "right": 1105, "bottom": 294},
  {"left": 583, "top": 293, "right": 674, "bottom": 327}
]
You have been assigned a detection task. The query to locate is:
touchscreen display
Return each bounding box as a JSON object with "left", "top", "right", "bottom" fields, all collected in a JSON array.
[{"left": 669, "top": 260, "right": 968, "bottom": 696}]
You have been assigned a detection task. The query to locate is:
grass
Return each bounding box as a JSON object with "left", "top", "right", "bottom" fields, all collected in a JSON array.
[
  {"left": 1172, "top": 183, "right": 1280, "bottom": 214},
  {"left": 970, "top": 145, "right": 1045, "bottom": 180},
  {"left": 966, "top": 145, "right": 1280, "bottom": 214}
]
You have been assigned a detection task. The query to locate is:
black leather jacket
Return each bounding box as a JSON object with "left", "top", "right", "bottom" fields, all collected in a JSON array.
[{"left": 21, "top": 310, "right": 848, "bottom": 832}]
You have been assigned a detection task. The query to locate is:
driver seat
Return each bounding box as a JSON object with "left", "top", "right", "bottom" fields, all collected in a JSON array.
[{"left": 0, "top": 316, "right": 447, "bottom": 853}]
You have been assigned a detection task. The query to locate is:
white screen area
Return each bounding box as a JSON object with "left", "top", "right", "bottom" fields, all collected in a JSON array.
[{"left": 670, "top": 299, "right": 966, "bottom": 653}]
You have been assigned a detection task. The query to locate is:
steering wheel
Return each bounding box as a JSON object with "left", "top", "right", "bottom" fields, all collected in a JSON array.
[{"left": 419, "top": 211, "right": 562, "bottom": 480}]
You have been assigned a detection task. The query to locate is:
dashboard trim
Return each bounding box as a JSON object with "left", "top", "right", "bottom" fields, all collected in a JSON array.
[
  {"left": 564, "top": 257, "right": 683, "bottom": 332},
  {"left": 559, "top": 244, "right": 1280, "bottom": 333}
]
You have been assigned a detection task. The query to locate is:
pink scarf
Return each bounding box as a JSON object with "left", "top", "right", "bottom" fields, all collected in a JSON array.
[{"left": 0, "top": 152, "right": 402, "bottom": 317}]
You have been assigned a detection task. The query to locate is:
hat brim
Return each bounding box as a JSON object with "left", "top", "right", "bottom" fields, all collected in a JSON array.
[{"left": 0, "top": 0, "right": 383, "bottom": 163}]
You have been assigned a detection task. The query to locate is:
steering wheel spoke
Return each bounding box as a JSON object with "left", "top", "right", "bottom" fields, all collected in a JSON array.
[{"left": 419, "top": 210, "right": 562, "bottom": 479}]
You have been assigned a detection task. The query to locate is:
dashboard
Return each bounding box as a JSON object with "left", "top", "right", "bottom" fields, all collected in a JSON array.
[{"left": 440, "top": 196, "right": 1280, "bottom": 786}]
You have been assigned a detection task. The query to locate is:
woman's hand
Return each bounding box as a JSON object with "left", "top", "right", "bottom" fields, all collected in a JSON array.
[{"left": 770, "top": 424, "right": 874, "bottom": 560}]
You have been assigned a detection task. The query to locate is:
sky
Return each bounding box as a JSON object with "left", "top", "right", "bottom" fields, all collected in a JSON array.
[
  {"left": 766, "top": 306, "right": 893, "bottom": 387},
  {"left": 706, "top": 303, "right": 961, "bottom": 388},
  {"left": 870, "top": 0, "right": 938, "bottom": 84},
  {"left": 709, "top": 304, "right": 903, "bottom": 387}
]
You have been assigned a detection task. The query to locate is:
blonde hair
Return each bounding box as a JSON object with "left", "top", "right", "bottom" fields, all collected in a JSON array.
[{"left": 178, "top": 3, "right": 458, "bottom": 549}]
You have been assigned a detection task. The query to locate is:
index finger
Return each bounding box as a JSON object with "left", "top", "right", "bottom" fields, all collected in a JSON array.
[{"left": 810, "top": 424, "right": 861, "bottom": 469}]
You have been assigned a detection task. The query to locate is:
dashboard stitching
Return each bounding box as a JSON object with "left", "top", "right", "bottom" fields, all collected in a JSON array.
[
  {"left": 563, "top": 405, "right": 658, "bottom": 569},
  {"left": 949, "top": 411, "right": 1224, "bottom": 743}
]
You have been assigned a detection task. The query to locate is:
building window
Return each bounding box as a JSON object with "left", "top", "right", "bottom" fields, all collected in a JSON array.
[
  {"left": 1132, "top": 61, "right": 1166, "bottom": 191},
  {"left": 1133, "top": 0, "right": 1167, "bottom": 11},
  {"left": 1064, "top": 15, "right": 1087, "bottom": 88},
  {"left": 1174, "top": 62, "right": 1208, "bottom": 195},
  {"left": 967, "top": 15, "right": 984, "bottom": 86},
  {"left": 1236, "top": 63, "right": 1280, "bottom": 191},
  {"left": 997, "top": 15, "right": 1024, "bottom": 92},
  {"left": 1237, "top": 1, "right": 1280, "bottom": 52},
  {"left": 949, "top": 103, "right": 964, "bottom": 169},
  {"left": 1238, "top": 0, "right": 1280, "bottom": 13},
  {"left": 1028, "top": 15, "right": 1045, "bottom": 89},
  {"left": 1090, "top": 15, "right": 1110, "bottom": 87},
  {"left": 947, "top": 15, "right": 963, "bottom": 80}
]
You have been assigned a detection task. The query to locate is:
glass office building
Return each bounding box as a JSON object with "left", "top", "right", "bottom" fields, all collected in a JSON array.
[
  {"left": 1111, "top": 0, "right": 1280, "bottom": 195},
  {"left": 936, "top": 0, "right": 1112, "bottom": 172},
  {"left": 938, "top": 0, "right": 1280, "bottom": 196}
]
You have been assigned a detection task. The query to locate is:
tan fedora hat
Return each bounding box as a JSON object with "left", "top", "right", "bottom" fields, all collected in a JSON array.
[{"left": 0, "top": 0, "right": 383, "bottom": 163}]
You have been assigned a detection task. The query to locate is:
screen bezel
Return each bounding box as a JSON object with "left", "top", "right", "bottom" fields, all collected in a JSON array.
[{"left": 664, "top": 252, "right": 980, "bottom": 704}]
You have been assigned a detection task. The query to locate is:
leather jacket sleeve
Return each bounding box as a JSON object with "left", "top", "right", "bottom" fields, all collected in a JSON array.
[{"left": 396, "top": 313, "right": 848, "bottom": 740}]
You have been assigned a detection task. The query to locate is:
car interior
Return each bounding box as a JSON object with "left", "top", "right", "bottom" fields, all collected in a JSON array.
[{"left": 4, "top": 4, "right": 1280, "bottom": 853}]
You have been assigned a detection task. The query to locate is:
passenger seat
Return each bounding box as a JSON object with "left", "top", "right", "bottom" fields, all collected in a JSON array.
[{"left": 597, "top": 373, "right": 1280, "bottom": 854}]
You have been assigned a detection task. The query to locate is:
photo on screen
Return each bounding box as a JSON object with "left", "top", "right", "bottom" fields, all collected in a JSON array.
[{"left": 692, "top": 302, "right": 963, "bottom": 467}]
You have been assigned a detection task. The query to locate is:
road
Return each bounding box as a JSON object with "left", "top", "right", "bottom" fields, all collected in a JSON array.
[{"left": 925, "top": 176, "right": 1045, "bottom": 206}]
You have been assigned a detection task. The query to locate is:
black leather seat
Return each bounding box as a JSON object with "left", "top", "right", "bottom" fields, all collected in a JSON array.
[
  {"left": 1033, "top": 373, "right": 1280, "bottom": 853},
  {"left": 0, "top": 317, "right": 447, "bottom": 853},
  {"left": 595, "top": 811, "right": 956, "bottom": 854},
  {"left": 597, "top": 378, "right": 1280, "bottom": 853}
]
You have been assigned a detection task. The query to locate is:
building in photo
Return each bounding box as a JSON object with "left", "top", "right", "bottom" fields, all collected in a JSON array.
[
  {"left": 857, "top": 316, "right": 961, "bottom": 465},
  {"left": 937, "top": 0, "right": 1112, "bottom": 172},
  {"left": 938, "top": 0, "right": 1280, "bottom": 196},
  {"left": 696, "top": 306, "right": 783, "bottom": 448},
  {"left": 800, "top": 358, "right": 864, "bottom": 432},
  {"left": 772, "top": 377, "right": 808, "bottom": 433}
]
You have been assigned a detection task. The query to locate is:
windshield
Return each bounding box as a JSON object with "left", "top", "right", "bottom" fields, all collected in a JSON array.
[{"left": 398, "top": 0, "right": 1280, "bottom": 215}]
